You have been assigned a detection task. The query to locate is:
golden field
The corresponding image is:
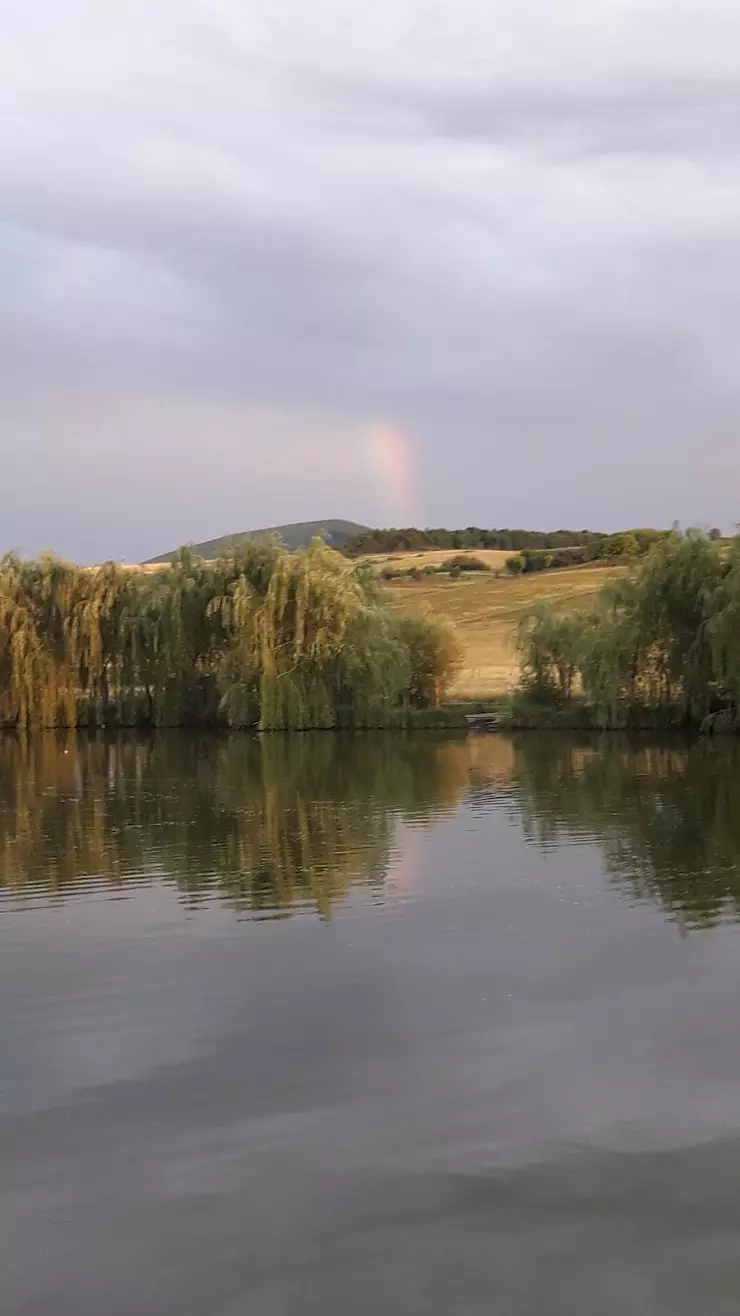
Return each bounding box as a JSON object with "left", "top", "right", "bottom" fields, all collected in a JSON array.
[
  {"left": 382, "top": 564, "right": 627, "bottom": 698},
  {"left": 361, "top": 548, "right": 514, "bottom": 573}
]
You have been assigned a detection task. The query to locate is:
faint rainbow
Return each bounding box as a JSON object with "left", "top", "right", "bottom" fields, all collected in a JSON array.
[{"left": 365, "top": 423, "right": 417, "bottom": 525}]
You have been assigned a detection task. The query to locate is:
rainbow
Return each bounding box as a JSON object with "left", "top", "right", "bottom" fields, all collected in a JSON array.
[{"left": 365, "top": 423, "right": 417, "bottom": 526}]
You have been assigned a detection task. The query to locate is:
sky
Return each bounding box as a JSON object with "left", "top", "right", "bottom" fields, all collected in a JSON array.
[{"left": 3, "top": 0, "right": 740, "bottom": 562}]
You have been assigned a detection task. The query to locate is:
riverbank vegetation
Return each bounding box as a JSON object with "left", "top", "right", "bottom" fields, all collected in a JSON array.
[
  {"left": 0, "top": 541, "right": 462, "bottom": 730},
  {"left": 513, "top": 531, "right": 740, "bottom": 730}
]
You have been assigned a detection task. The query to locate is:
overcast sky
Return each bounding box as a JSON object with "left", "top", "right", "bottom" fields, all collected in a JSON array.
[{"left": 3, "top": 1, "right": 740, "bottom": 561}]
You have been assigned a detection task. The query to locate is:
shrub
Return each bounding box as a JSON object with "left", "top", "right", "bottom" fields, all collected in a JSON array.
[
  {"left": 521, "top": 550, "right": 551, "bottom": 573},
  {"left": 398, "top": 613, "right": 463, "bottom": 708},
  {"left": 441, "top": 554, "right": 490, "bottom": 573}
]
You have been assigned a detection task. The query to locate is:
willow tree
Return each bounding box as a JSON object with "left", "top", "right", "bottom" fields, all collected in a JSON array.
[
  {"left": 708, "top": 536, "right": 740, "bottom": 723},
  {"left": 398, "top": 612, "right": 463, "bottom": 709},
  {"left": 0, "top": 553, "right": 81, "bottom": 728},
  {"left": 212, "top": 539, "right": 411, "bottom": 729},
  {"left": 0, "top": 540, "right": 462, "bottom": 730},
  {"left": 514, "top": 531, "right": 734, "bottom": 727},
  {"left": 634, "top": 531, "right": 724, "bottom": 720},
  {"left": 576, "top": 577, "right": 646, "bottom": 725},
  {"left": 517, "top": 605, "right": 582, "bottom": 702}
]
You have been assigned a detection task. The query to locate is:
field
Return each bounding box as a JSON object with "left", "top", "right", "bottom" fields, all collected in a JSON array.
[
  {"left": 383, "top": 564, "right": 627, "bottom": 698},
  {"left": 361, "top": 548, "right": 514, "bottom": 573}
]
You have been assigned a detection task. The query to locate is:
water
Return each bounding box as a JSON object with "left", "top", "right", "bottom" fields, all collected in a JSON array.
[{"left": 3, "top": 731, "right": 740, "bottom": 1314}]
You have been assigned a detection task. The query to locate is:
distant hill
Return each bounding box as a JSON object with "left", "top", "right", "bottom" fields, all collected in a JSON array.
[{"left": 144, "top": 519, "right": 370, "bottom": 564}]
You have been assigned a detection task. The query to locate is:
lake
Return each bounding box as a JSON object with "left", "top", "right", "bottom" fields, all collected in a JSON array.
[{"left": 3, "top": 731, "right": 740, "bottom": 1314}]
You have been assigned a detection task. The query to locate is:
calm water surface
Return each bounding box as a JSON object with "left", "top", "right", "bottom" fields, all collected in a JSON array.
[{"left": 3, "top": 731, "right": 740, "bottom": 1314}]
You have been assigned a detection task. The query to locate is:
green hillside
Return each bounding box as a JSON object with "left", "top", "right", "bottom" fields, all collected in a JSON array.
[{"left": 144, "top": 519, "right": 370, "bottom": 564}]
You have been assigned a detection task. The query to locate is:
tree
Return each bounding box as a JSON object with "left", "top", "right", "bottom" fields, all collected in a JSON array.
[
  {"left": 517, "top": 607, "right": 581, "bottom": 701},
  {"left": 0, "top": 540, "right": 462, "bottom": 730},
  {"left": 514, "top": 529, "right": 737, "bottom": 727},
  {"left": 505, "top": 555, "right": 524, "bottom": 576},
  {"left": 398, "top": 613, "right": 463, "bottom": 708}
]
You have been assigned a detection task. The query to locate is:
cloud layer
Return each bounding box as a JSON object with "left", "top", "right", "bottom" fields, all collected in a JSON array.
[{"left": 3, "top": 1, "right": 740, "bottom": 559}]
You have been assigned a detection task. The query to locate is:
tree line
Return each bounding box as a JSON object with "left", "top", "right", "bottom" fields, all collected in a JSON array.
[
  {"left": 0, "top": 540, "right": 462, "bottom": 730},
  {"left": 504, "top": 529, "right": 671, "bottom": 575},
  {"left": 375, "top": 531, "right": 672, "bottom": 582},
  {"left": 341, "top": 525, "right": 677, "bottom": 558},
  {"left": 515, "top": 531, "right": 740, "bottom": 728}
]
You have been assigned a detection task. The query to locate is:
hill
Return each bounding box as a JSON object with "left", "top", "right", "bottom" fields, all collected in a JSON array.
[{"left": 145, "top": 519, "right": 370, "bottom": 564}]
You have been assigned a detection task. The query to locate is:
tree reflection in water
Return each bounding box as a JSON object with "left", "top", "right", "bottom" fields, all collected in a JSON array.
[
  {"left": 3, "top": 730, "right": 737, "bottom": 927},
  {"left": 509, "top": 734, "right": 740, "bottom": 927},
  {"left": 0, "top": 732, "right": 512, "bottom": 916}
]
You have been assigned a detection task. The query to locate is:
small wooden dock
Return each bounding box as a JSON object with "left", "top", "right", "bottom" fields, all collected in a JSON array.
[{"left": 465, "top": 712, "right": 502, "bottom": 734}]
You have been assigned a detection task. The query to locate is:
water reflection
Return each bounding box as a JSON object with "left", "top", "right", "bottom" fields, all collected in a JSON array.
[
  {"left": 510, "top": 735, "right": 740, "bottom": 927},
  {"left": 0, "top": 733, "right": 513, "bottom": 916},
  {"left": 3, "top": 731, "right": 740, "bottom": 926}
]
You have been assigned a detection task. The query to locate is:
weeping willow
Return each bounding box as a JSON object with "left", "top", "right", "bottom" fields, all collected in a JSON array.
[
  {"left": 0, "top": 540, "right": 461, "bottom": 730},
  {"left": 515, "top": 531, "right": 740, "bottom": 729}
]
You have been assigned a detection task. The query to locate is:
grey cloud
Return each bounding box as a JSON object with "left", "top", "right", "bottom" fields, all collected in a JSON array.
[
  {"left": 306, "top": 70, "right": 740, "bottom": 159},
  {"left": 2, "top": 0, "right": 740, "bottom": 559}
]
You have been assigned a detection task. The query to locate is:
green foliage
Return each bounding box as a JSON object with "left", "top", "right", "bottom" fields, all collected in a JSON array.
[
  {"left": 441, "top": 554, "right": 490, "bottom": 573},
  {"left": 505, "top": 555, "right": 525, "bottom": 576},
  {"left": 594, "top": 531, "right": 640, "bottom": 560},
  {"left": 397, "top": 613, "right": 464, "bottom": 709},
  {"left": 0, "top": 541, "right": 462, "bottom": 730},
  {"left": 520, "top": 550, "right": 552, "bottom": 573},
  {"left": 514, "top": 530, "right": 738, "bottom": 728},
  {"left": 517, "top": 607, "right": 581, "bottom": 701},
  {"left": 343, "top": 526, "right": 610, "bottom": 557}
]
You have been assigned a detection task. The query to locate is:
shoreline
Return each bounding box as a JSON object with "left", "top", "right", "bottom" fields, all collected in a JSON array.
[{"left": 0, "top": 701, "right": 723, "bottom": 734}]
